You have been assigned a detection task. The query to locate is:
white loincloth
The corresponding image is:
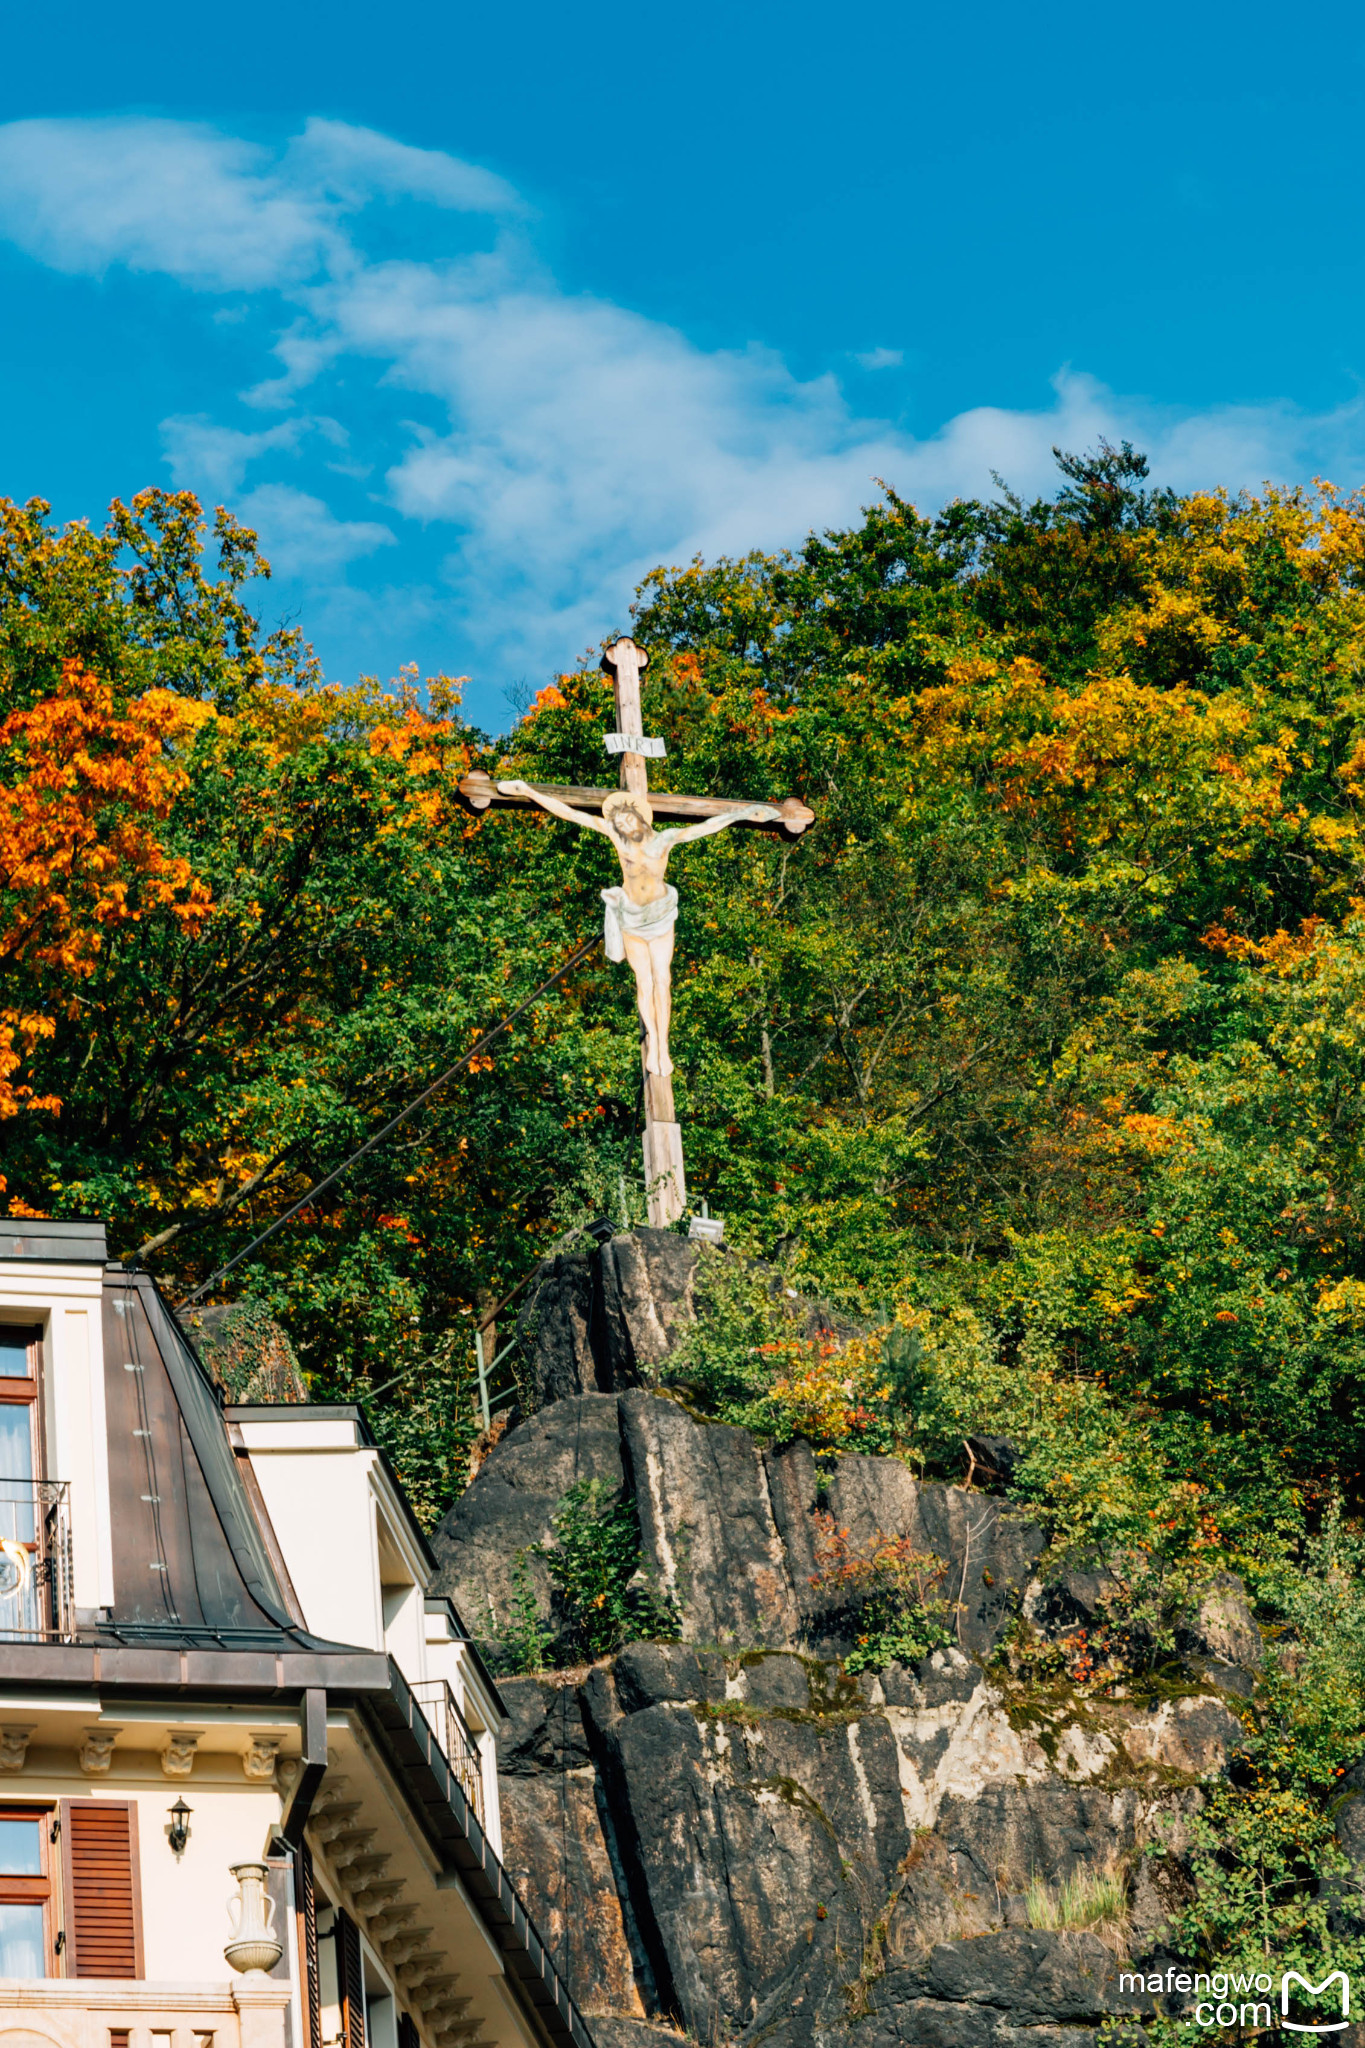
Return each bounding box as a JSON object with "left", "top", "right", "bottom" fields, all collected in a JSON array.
[{"left": 601, "top": 884, "right": 678, "bottom": 964}]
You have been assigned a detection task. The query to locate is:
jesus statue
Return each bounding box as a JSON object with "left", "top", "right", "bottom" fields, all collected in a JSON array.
[{"left": 497, "top": 779, "right": 781, "bottom": 1077}]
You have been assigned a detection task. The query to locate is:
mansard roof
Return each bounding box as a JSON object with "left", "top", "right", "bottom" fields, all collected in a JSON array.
[{"left": 97, "top": 1265, "right": 353, "bottom": 1652}]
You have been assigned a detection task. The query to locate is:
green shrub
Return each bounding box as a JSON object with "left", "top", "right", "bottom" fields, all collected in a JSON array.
[
  {"left": 495, "top": 1551, "right": 554, "bottom": 1675},
  {"left": 488, "top": 1479, "right": 680, "bottom": 1672},
  {"left": 538, "top": 1478, "right": 650, "bottom": 1660},
  {"left": 810, "top": 1510, "right": 954, "bottom": 1674}
]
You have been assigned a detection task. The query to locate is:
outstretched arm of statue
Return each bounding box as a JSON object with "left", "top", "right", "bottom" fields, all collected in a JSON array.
[
  {"left": 666, "top": 802, "right": 783, "bottom": 847},
  {"left": 497, "top": 779, "right": 613, "bottom": 835}
]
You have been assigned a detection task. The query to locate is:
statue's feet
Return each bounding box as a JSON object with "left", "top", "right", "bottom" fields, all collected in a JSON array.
[{"left": 644, "top": 1051, "right": 674, "bottom": 1078}]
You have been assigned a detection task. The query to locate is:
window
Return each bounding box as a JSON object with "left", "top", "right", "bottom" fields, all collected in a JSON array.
[
  {"left": 0, "top": 1807, "right": 54, "bottom": 1978},
  {"left": 0, "top": 1326, "right": 42, "bottom": 1639}
]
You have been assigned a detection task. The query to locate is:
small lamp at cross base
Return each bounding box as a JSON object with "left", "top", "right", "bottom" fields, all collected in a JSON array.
[{"left": 689, "top": 1200, "right": 724, "bottom": 1246}]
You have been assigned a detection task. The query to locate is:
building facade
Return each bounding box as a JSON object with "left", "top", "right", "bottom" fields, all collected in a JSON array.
[{"left": 0, "top": 1221, "right": 590, "bottom": 2048}]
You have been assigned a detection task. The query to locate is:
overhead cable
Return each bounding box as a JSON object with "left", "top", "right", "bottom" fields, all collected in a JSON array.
[{"left": 177, "top": 932, "right": 601, "bottom": 1307}]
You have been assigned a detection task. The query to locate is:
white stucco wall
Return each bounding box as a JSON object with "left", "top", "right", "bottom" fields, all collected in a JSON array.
[{"left": 235, "top": 1418, "right": 384, "bottom": 1652}]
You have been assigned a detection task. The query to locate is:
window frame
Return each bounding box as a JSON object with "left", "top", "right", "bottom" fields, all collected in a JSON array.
[
  {"left": 0, "top": 1802, "right": 57, "bottom": 1978},
  {"left": 0, "top": 1320, "right": 45, "bottom": 1469}
]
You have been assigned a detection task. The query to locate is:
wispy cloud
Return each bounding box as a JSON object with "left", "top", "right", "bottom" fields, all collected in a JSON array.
[
  {"left": 232, "top": 484, "right": 396, "bottom": 577},
  {"left": 0, "top": 112, "right": 1361, "bottom": 697},
  {"left": 161, "top": 415, "right": 309, "bottom": 496}
]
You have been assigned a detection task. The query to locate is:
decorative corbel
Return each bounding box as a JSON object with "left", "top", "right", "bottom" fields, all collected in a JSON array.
[
  {"left": 243, "top": 1735, "right": 283, "bottom": 1782},
  {"left": 310, "top": 1775, "right": 351, "bottom": 1814},
  {"left": 356, "top": 1878, "right": 406, "bottom": 1915},
  {"left": 311, "top": 1801, "right": 363, "bottom": 1844},
  {"left": 161, "top": 1730, "right": 204, "bottom": 1779},
  {"left": 384, "top": 1928, "right": 434, "bottom": 1967},
  {"left": 78, "top": 1726, "right": 122, "bottom": 1775},
  {"left": 396, "top": 1953, "right": 448, "bottom": 1990},
  {"left": 368, "top": 1905, "right": 418, "bottom": 1942},
  {"left": 328, "top": 1829, "right": 378, "bottom": 1870},
  {"left": 0, "top": 1727, "right": 34, "bottom": 1773}
]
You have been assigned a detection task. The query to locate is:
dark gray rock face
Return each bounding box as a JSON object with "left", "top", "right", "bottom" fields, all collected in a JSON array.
[
  {"left": 430, "top": 1394, "right": 623, "bottom": 1647},
  {"left": 435, "top": 1390, "right": 1047, "bottom": 1666},
  {"left": 436, "top": 1377, "right": 1236, "bottom": 2047},
  {"left": 620, "top": 1390, "right": 806, "bottom": 1650},
  {"left": 431, "top": 1257, "right": 1253, "bottom": 2048},
  {"left": 518, "top": 1251, "right": 606, "bottom": 1405},
  {"left": 496, "top": 1675, "right": 649, "bottom": 2019},
  {"left": 767, "top": 1440, "right": 1047, "bottom": 1660},
  {"left": 510, "top": 1230, "right": 700, "bottom": 1408},
  {"left": 498, "top": 1646, "right": 1204, "bottom": 2048},
  {"left": 509, "top": 1228, "right": 861, "bottom": 1413},
  {"left": 599, "top": 1233, "right": 700, "bottom": 1380}
]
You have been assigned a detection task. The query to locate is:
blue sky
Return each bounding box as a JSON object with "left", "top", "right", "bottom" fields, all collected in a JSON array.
[{"left": 2, "top": 0, "right": 1363, "bottom": 730}]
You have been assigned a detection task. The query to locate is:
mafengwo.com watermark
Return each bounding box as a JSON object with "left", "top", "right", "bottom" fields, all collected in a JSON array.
[{"left": 1119, "top": 1965, "right": 1351, "bottom": 2032}]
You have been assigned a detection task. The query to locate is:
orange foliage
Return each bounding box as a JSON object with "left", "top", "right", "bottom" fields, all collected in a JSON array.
[{"left": 0, "top": 661, "right": 212, "bottom": 1127}]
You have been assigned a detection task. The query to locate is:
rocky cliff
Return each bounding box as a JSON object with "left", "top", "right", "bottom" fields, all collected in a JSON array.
[{"left": 431, "top": 1234, "right": 1258, "bottom": 2048}]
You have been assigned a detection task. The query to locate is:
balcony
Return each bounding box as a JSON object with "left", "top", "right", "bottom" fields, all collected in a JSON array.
[
  {"left": 0, "top": 1976, "right": 292, "bottom": 2048},
  {"left": 410, "top": 1679, "right": 485, "bottom": 1824},
  {"left": 0, "top": 1480, "right": 74, "bottom": 1641}
]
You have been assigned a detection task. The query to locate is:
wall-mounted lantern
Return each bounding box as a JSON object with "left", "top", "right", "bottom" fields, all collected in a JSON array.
[{"left": 167, "top": 1796, "right": 192, "bottom": 1858}]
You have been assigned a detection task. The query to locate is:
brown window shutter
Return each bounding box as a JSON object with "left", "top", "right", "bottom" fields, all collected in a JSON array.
[
  {"left": 61, "top": 1800, "right": 143, "bottom": 1979},
  {"left": 296, "top": 1843, "right": 321, "bottom": 2048},
  {"left": 336, "top": 1908, "right": 366, "bottom": 2048}
]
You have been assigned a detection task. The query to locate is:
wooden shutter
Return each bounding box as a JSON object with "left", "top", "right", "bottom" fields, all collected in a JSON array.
[
  {"left": 61, "top": 1799, "right": 143, "bottom": 1978},
  {"left": 398, "top": 2015, "right": 419, "bottom": 2048},
  {"left": 336, "top": 1908, "right": 366, "bottom": 2048},
  {"left": 296, "top": 1842, "right": 321, "bottom": 2048}
]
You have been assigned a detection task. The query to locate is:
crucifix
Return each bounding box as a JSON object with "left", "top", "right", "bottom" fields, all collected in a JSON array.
[{"left": 458, "top": 637, "right": 814, "bottom": 1226}]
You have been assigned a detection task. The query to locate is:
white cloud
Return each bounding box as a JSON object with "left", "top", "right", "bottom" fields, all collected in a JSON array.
[
  {"left": 0, "top": 119, "right": 335, "bottom": 288},
  {"left": 0, "top": 114, "right": 514, "bottom": 293},
  {"left": 856, "top": 347, "right": 903, "bottom": 370},
  {"left": 1, "top": 112, "right": 1363, "bottom": 690},
  {"left": 233, "top": 484, "right": 396, "bottom": 577},
  {"left": 286, "top": 118, "right": 522, "bottom": 218},
  {"left": 161, "top": 414, "right": 308, "bottom": 496}
]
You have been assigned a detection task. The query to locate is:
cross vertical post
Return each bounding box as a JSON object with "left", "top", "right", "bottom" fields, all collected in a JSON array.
[
  {"left": 602, "top": 637, "right": 686, "bottom": 1227},
  {"left": 607, "top": 637, "right": 650, "bottom": 803}
]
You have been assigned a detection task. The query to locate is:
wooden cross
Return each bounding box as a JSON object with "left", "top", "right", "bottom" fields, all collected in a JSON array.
[{"left": 458, "top": 637, "right": 814, "bottom": 1226}]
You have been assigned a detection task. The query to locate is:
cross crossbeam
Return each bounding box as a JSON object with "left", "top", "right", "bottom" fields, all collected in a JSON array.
[{"left": 457, "top": 771, "right": 814, "bottom": 836}]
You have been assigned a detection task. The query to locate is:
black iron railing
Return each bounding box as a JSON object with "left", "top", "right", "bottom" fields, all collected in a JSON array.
[
  {"left": 0, "top": 1480, "right": 74, "bottom": 1641},
  {"left": 410, "top": 1677, "right": 485, "bottom": 1823}
]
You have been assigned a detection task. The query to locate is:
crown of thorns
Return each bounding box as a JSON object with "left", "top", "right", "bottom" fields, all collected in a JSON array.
[{"left": 602, "top": 791, "right": 653, "bottom": 827}]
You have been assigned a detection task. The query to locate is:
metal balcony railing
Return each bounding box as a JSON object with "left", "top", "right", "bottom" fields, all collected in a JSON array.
[
  {"left": 0, "top": 1479, "right": 74, "bottom": 1641},
  {"left": 410, "top": 1678, "right": 485, "bottom": 1823}
]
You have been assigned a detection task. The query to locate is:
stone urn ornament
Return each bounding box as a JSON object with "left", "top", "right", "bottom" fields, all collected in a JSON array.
[{"left": 224, "top": 1861, "right": 283, "bottom": 1976}]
